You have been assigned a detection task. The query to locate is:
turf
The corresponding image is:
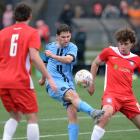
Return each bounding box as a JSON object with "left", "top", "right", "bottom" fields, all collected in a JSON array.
[{"left": 0, "top": 75, "right": 140, "bottom": 140}]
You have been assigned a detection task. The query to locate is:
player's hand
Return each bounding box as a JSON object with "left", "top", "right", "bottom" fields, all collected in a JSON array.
[
  {"left": 38, "top": 77, "right": 46, "bottom": 86},
  {"left": 48, "top": 78, "right": 57, "bottom": 92},
  {"left": 87, "top": 81, "right": 95, "bottom": 96},
  {"left": 45, "top": 50, "right": 54, "bottom": 58}
]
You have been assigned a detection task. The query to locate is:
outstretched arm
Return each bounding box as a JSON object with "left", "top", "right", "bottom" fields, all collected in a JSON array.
[
  {"left": 45, "top": 50, "right": 74, "bottom": 63},
  {"left": 29, "top": 48, "right": 57, "bottom": 91},
  {"left": 88, "top": 56, "right": 103, "bottom": 96}
]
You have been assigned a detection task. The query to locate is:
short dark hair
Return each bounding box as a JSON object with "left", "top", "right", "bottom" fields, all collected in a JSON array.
[
  {"left": 115, "top": 27, "right": 137, "bottom": 45},
  {"left": 56, "top": 24, "right": 72, "bottom": 35},
  {"left": 14, "top": 3, "right": 32, "bottom": 21}
]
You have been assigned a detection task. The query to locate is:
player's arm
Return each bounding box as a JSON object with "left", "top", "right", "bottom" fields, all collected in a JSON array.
[
  {"left": 45, "top": 50, "right": 73, "bottom": 63},
  {"left": 88, "top": 56, "right": 103, "bottom": 96},
  {"left": 91, "top": 56, "right": 102, "bottom": 81},
  {"left": 29, "top": 48, "right": 57, "bottom": 91}
]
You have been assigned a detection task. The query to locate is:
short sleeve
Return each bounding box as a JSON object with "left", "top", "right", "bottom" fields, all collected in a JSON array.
[
  {"left": 136, "top": 57, "right": 140, "bottom": 73},
  {"left": 40, "top": 52, "right": 48, "bottom": 63},
  {"left": 99, "top": 47, "right": 110, "bottom": 62},
  {"left": 67, "top": 44, "right": 78, "bottom": 62},
  {"left": 29, "top": 31, "right": 41, "bottom": 50}
]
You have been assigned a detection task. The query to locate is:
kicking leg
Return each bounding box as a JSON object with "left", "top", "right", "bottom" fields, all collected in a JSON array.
[{"left": 64, "top": 89, "right": 104, "bottom": 121}]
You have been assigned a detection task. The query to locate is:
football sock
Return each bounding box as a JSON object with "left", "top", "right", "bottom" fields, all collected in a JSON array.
[
  {"left": 2, "top": 118, "right": 18, "bottom": 140},
  {"left": 27, "top": 123, "right": 39, "bottom": 140},
  {"left": 68, "top": 123, "right": 79, "bottom": 140},
  {"left": 91, "top": 125, "right": 105, "bottom": 140},
  {"left": 77, "top": 100, "right": 95, "bottom": 115}
]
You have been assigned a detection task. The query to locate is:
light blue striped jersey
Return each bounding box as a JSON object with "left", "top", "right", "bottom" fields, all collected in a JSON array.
[{"left": 44, "top": 42, "right": 78, "bottom": 89}]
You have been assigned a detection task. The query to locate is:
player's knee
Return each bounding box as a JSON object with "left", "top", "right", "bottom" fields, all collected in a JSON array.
[
  {"left": 26, "top": 113, "right": 38, "bottom": 123},
  {"left": 101, "top": 111, "right": 112, "bottom": 122},
  {"left": 10, "top": 112, "right": 22, "bottom": 122}
]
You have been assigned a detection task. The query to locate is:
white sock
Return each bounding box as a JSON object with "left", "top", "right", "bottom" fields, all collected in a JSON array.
[
  {"left": 27, "top": 123, "right": 39, "bottom": 140},
  {"left": 2, "top": 118, "right": 18, "bottom": 140},
  {"left": 91, "top": 125, "right": 105, "bottom": 140}
]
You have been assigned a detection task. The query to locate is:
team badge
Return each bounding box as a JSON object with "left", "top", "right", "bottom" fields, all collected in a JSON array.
[
  {"left": 114, "top": 64, "right": 118, "bottom": 70},
  {"left": 61, "top": 87, "right": 67, "bottom": 91}
]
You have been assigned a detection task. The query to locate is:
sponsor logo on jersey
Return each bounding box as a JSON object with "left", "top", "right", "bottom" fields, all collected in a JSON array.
[{"left": 111, "top": 56, "right": 118, "bottom": 59}]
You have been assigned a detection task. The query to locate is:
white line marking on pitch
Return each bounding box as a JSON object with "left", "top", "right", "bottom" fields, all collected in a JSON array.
[
  {"left": 0, "top": 114, "right": 124, "bottom": 124},
  {"left": 0, "top": 128, "right": 138, "bottom": 140}
]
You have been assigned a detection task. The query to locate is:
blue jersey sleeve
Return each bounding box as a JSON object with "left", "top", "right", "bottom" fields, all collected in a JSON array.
[
  {"left": 67, "top": 43, "right": 78, "bottom": 62},
  {"left": 40, "top": 52, "right": 48, "bottom": 63}
]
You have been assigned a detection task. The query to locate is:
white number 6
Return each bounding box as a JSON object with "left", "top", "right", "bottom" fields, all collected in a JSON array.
[{"left": 10, "top": 34, "right": 19, "bottom": 56}]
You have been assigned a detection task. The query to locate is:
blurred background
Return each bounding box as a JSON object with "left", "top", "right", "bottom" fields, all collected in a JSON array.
[
  {"left": 0, "top": 0, "right": 140, "bottom": 74},
  {"left": 0, "top": 1, "right": 140, "bottom": 139}
]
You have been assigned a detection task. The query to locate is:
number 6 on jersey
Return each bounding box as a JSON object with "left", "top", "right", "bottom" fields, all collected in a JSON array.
[{"left": 10, "top": 34, "right": 19, "bottom": 56}]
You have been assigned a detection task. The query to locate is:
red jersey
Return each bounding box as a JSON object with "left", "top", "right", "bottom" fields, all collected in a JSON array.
[
  {"left": 0, "top": 22, "right": 41, "bottom": 89},
  {"left": 99, "top": 46, "right": 140, "bottom": 95}
]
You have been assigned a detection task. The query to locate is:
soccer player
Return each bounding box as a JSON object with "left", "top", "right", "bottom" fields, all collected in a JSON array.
[
  {"left": 0, "top": 3, "right": 57, "bottom": 140},
  {"left": 42, "top": 24, "right": 104, "bottom": 140},
  {"left": 88, "top": 27, "right": 140, "bottom": 140}
]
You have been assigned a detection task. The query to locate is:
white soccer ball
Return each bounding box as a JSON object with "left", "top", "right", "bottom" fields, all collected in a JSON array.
[{"left": 75, "top": 69, "right": 93, "bottom": 88}]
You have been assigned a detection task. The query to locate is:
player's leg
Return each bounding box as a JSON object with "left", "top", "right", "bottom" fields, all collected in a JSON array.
[
  {"left": 131, "top": 114, "right": 140, "bottom": 129},
  {"left": 46, "top": 86, "right": 79, "bottom": 140},
  {"left": 0, "top": 89, "right": 21, "bottom": 140},
  {"left": 64, "top": 89, "right": 104, "bottom": 119},
  {"left": 25, "top": 113, "right": 39, "bottom": 140},
  {"left": 121, "top": 96, "right": 140, "bottom": 129},
  {"left": 91, "top": 104, "right": 113, "bottom": 140},
  {"left": 67, "top": 104, "right": 79, "bottom": 140},
  {"left": 20, "top": 89, "right": 39, "bottom": 140},
  {"left": 91, "top": 93, "right": 117, "bottom": 140},
  {"left": 123, "top": 98, "right": 140, "bottom": 129},
  {"left": 11, "top": 89, "right": 40, "bottom": 140},
  {"left": 2, "top": 112, "right": 21, "bottom": 140}
]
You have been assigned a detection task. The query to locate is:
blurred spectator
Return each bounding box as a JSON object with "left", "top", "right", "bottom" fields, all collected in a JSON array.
[
  {"left": 0, "top": 1, "right": 5, "bottom": 29},
  {"left": 74, "top": 5, "right": 86, "bottom": 18},
  {"left": 56, "top": 3, "right": 74, "bottom": 27},
  {"left": 74, "top": 26, "right": 87, "bottom": 65},
  {"left": 92, "top": 3, "right": 103, "bottom": 18},
  {"left": 2, "top": 4, "right": 14, "bottom": 28},
  {"left": 36, "top": 19, "right": 50, "bottom": 49},
  {"left": 128, "top": 0, "right": 140, "bottom": 56},
  {"left": 119, "top": 0, "right": 129, "bottom": 18},
  {"left": 102, "top": 4, "right": 120, "bottom": 18},
  {"left": 128, "top": 0, "right": 140, "bottom": 27}
]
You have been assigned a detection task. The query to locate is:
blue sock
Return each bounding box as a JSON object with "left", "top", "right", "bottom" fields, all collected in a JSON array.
[
  {"left": 77, "top": 100, "right": 95, "bottom": 115},
  {"left": 68, "top": 123, "right": 79, "bottom": 140}
]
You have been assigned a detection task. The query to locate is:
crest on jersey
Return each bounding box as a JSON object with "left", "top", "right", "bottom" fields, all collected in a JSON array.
[
  {"left": 114, "top": 64, "right": 118, "bottom": 70},
  {"left": 61, "top": 87, "right": 67, "bottom": 91}
]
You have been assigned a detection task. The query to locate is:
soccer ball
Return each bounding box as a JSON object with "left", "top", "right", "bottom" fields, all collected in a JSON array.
[{"left": 75, "top": 69, "right": 93, "bottom": 88}]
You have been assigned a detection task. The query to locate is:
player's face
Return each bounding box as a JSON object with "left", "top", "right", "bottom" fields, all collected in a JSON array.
[
  {"left": 57, "top": 31, "right": 71, "bottom": 47},
  {"left": 118, "top": 40, "right": 133, "bottom": 55}
]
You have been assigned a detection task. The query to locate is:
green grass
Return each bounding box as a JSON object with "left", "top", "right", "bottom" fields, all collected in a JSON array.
[{"left": 0, "top": 75, "right": 140, "bottom": 140}]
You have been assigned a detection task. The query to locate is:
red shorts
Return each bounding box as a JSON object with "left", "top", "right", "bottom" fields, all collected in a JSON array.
[
  {"left": 102, "top": 92, "right": 140, "bottom": 119},
  {"left": 0, "top": 89, "right": 38, "bottom": 113}
]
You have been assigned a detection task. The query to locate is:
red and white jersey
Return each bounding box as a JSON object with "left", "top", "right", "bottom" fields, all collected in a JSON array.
[
  {"left": 0, "top": 22, "right": 41, "bottom": 89},
  {"left": 99, "top": 46, "right": 140, "bottom": 95}
]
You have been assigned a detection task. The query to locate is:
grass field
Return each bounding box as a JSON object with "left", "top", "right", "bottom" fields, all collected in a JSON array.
[{"left": 0, "top": 75, "right": 140, "bottom": 140}]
